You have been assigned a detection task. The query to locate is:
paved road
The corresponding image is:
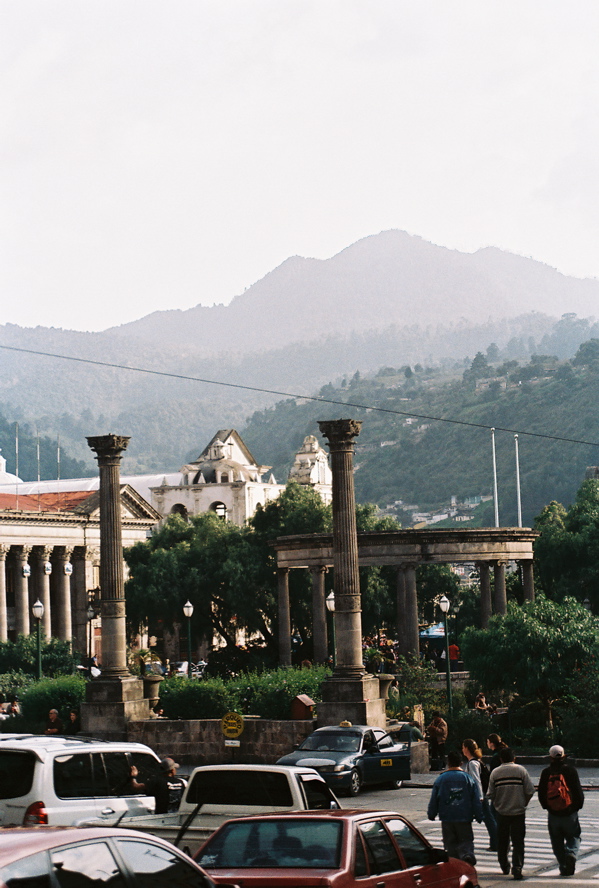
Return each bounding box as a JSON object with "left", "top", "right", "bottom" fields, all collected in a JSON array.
[{"left": 342, "top": 767, "right": 599, "bottom": 886}]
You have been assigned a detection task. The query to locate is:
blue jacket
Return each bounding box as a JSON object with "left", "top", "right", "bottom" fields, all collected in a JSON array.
[{"left": 427, "top": 768, "right": 483, "bottom": 823}]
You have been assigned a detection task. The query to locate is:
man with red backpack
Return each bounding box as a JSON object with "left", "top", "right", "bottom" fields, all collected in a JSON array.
[{"left": 538, "top": 745, "right": 584, "bottom": 877}]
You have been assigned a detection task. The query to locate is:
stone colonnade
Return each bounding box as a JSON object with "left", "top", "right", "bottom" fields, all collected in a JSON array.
[
  {"left": 273, "top": 528, "right": 538, "bottom": 664},
  {"left": 0, "top": 543, "right": 99, "bottom": 653}
]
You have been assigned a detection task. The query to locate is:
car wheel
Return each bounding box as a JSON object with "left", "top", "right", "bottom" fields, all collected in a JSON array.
[
  {"left": 347, "top": 769, "right": 362, "bottom": 796},
  {"left": 389, "top": 778, "right": 403, "bottom": 789}
]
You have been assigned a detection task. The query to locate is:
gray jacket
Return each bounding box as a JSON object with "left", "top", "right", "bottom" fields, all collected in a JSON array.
[{"left": 488, "top": 762, "right": 534, "bottom": 816}]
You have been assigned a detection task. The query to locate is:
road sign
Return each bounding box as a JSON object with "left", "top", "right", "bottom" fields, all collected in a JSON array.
[{"left": 221, "top": 711, "right": 244, "bottom": 739}]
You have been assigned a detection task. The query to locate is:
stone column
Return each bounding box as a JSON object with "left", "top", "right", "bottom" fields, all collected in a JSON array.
[
  {"left": 311, "top": 566, "right": 328, "bottom": 665},
  {"left": 402, "top": 563, "right": 420, "bottom": 657},
  {"left": 13, "top": 546, "right": 32, "bottom": 636},
  {"left": 395, "top": 567, "right": 407, "bottom": 658},
  {"left": 521, "top": 561, "right": 535, "bottom": 602},
  {"left": 35, "top": 547, "right": 53, "bottom": 638},
  {"left": 71, "top": 548, "right": 90, "bottom": 657},
  {"left": 477, "top": 561, "right": 492, "bottom": 629},
  {"left": 83, "top": 434, "right": 150, "bottom": 738},
  {"left": 0, "top": 546, "right": 8, "bottom": 642},
  {"left": 318, "top": 419, "right": 364, "bottom": 677},
  {"left": 317, "top": 419, "right": 385, "bottom": 728},
  {"left": 277, "top": 568, "right": 291, "bottom": 667},
  {"left": 53, "top": 547, "right": 73, "bottom": 642},
  {"left": 87, "top": 434, "right": 130, "bottom": 677},
  {"left": 493, "top": 561, "right": 507, "bottom": 615}
]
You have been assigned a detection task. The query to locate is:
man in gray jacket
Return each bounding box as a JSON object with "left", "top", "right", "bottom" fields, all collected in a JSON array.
[{"left": 488, "top": 747, "right": 534, "bottom": 880}]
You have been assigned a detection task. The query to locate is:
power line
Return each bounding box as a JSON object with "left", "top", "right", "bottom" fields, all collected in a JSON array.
[{"left": 1, "top": 342, "right": 597, "bottom": 448}]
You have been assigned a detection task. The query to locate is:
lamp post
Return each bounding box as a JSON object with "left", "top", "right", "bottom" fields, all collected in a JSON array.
[
  {"left": 325, "top": 592, "right": 336, "bottom": 668},
  {"left": 32, "top": 599, "right": 44, "bottom": 681},
  {"left": 183, "top": 600, "right": 194, "bottom": 677},
  {"left": 439, "top": 595, "right": 453, "bottom": 718},
  {"left": 583, "top": 598, "right": 592, "bottom": 613},
  {"left": 87, "top": 603, "right": 95, "bottom": 665}
]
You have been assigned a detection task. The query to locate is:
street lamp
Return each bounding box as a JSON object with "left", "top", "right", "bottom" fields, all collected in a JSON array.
[
  {"left": 325, "top": 592, "right": 336, "bottom": 668},
  {"left": 183, "top": 600, "right": 194, "bottom": 677},
  {"left": 439, "top": 595, "right": 453, "bottom": 718},
  {"left": 87, "top": 603, "right": 95, "bottom": 665},
  {"left": 583, "top": 598, "right": 592, "bottom": 613},
  {"left": 32, "top": 599, "right": 44, "bottom": 681}
]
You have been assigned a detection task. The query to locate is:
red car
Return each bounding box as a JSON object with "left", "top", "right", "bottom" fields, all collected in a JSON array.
[
  {"left": 195, "top": 809, "right": 480, "bottom": 888},
  {"left": 0, "top": 826, "right": 217, "bottom": 888}
]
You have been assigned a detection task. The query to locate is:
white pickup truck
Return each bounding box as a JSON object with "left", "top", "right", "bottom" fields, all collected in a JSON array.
[{"left": 81, "top": 764, "right": 340, "bottom": 855}]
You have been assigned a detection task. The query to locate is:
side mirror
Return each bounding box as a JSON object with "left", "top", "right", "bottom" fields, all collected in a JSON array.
[{"left": 431, "top": 848, "right": 449, "bottom": 863}]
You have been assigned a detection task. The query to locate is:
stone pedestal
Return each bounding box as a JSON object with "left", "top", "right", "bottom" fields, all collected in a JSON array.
[
  {"left": 317, "top": 674, "right": 386, "bottom": 728},
  {"left": 82, "top": 676, "right": 150, "bottom": 739}
]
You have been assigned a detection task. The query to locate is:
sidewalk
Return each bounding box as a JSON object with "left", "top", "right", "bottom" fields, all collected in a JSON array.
[{"left": 409, "top": 762, "right": 599, "bottom": 789}]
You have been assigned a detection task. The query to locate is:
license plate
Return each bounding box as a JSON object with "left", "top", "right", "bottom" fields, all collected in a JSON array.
[{"left": 380, "top": 759, "right": 392, "bottom": 767}]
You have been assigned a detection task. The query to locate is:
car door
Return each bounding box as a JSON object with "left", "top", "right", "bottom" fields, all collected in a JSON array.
[
  {"left": 374, "top": 730, "right": 411, "bottom": 784},
  {"left": 93, "top": 752, "right": 157, "bottom": 821},
  {"left": 384, "top": 817, "right": 463, "bottom": 888},
  {"left": 354, "top": 819, "right": 411, "bottom": 888},
  {"left": 113, "top": 837, "right": 214, "bottom": 887}
]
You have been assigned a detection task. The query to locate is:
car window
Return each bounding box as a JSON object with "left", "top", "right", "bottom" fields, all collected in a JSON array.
[
  {"left": 0, "top": 751, "right": 36, "bottom": 799},
  {"left": 299, "top": 776, "right": 337, "bottom": 809},
  {"left": 358, "top": 821, "right": 402, "bottom": 874},
  {"left": 186, "top": 770, "right": 293, "bottom": 807},
  {"left": 354, "top": 831, "right": 370, "bottom": 877},
  {"left": 197, "top": 819, "right": 342, "bottom": 869},
  {"left": 51, "top": 841, "right": 126, "bottom": 887},
  {"left": 102, "top": 753, "right": 133, "bottom": 797},
  {"left": 115, "top": 839, "right": 208, "bottom": 887},
  {"left": 385, "top": 819, "right": 433, "bottom": 868},
  {"left": 54, "top": 753, "right": 95, "bottom": 799},
  {"left": 373, "top": 731, "right": 394, "bottom": 750},
  {"left": 300, "top": 732, "right": 361, "bottom": 752},
  {"left": 0, "top": 850, "right": 51, "bottom": 887},
  {"left": 129, "top": 752, "right": 162, "bottom": 785}
]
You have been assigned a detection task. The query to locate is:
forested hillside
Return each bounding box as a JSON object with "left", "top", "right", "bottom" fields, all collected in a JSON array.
[
  {"left": 0, "top": 415, "right": 90, "bottom": 482},
  {"left": 241, "top": 339, "right": 599, "bottom": 527}
]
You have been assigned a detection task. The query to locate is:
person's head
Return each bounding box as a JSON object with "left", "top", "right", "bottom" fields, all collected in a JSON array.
[
  {"left": 462, "top": 738, "right": 482, "bottom": 759},
  {"left": 487, "top": 732, "right": 504, "bottom": 751},
  {"left": 49, "top": 709, "right": 59, "bottom": 721},
  {"left": 160, "top": 757, "right": 180, "bottom": 776},
  {"left": 499, "top": 747, "right": 515, "bottom": 763},
  {"left": 549, "top": 744, "right": 565, "bottom": 760},
  {"left": 476, "top": 692, "right": 486, "bottom": 700},
  {"left": 447, "top": 750, "right": 462, "bottom": 769},
  {"left": 69, "top": 710, "right": 78, "bottom": 722}
]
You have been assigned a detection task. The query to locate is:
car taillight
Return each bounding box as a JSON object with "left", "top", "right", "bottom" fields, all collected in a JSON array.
[{"left": 23, "top": 802, "right": 48, "bottom": 825}]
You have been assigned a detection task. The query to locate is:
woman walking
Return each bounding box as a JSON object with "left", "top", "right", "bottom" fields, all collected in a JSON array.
[{"left": 463, "top": 738, "right": 497, "bottom": 852}]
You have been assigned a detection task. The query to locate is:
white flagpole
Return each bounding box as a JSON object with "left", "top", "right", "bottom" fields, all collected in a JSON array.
[{"left": 491, "top": 427, "right": 499, "bottom": 527}]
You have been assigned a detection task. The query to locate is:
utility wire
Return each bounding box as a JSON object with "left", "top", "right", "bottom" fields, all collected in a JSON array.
[{"left": 1, "top": 342, "right": 597, "bottom": 448}]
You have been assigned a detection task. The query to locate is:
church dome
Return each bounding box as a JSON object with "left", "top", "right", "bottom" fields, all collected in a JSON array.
[{"left": 192, "top": 458, "right": 255, "bottom": 484}]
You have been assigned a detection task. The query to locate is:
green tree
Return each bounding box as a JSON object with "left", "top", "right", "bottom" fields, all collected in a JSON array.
[{"left": 460, "top": 596, "right": 599, "bottom": 728}]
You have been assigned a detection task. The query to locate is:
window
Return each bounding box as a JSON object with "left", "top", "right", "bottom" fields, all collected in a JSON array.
[
  {"left": 299, "top": 776, "right": 337, "bottom": 810},
  {"left": 197, "top": 820, "right": 342, "bottom": 869},
  {"left": 0, "top": 751, "right": 36, "bottom": 799},
  {"left": 54, "top": 754, "right": 94, "bottom": 799},
  {"left": 51, "top": 842, "right": 126, "bottom": 888},
  {"left": 373, "top": 730, "right": 394, "bottom": 750},
  {"left": 0, "top": 850, "right": 51, "bottom": 887},
  {"left": 115, "top": 840, "right": 208, "bottom": 887},
  {"left": 358, "top": 821, "right": 401, "bottom": 874},
  {"left": 186, "top": 769, "right": 293, "bottom": 808},
  {"left": 102, "top": 753, "right": 133, "bottom": 797},
  {"left": 385, "top": 819, "right": 432, "bottom": 868}
]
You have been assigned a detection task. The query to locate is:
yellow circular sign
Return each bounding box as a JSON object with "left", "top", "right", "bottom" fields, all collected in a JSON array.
[{"left": 221, "top": 711, "right": 245, "bottom": 739}]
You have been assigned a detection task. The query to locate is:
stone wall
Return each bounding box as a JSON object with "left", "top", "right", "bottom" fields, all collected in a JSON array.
[{"left": 126, "top": 718, "right": 430, "bottom": 773}]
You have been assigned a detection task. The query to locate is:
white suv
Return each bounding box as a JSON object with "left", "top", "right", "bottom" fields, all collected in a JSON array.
[{"left": 0, "top": 735, "right": 162, "bottom": 826}]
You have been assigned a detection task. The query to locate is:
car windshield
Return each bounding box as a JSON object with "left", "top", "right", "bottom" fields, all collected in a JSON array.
[
  {"left": 197, "top": 819, "right": 343, "bottom": 869},
  {"left": 299, "top": 732, "right": 361, "bottom": 753}
]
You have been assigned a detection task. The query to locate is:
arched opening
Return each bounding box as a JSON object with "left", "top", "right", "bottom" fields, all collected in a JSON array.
[
  {"left": 210, "top": 501, "right": 228, "bottom": 520},
  {"left": 170, "top": 504, "right": 188, "bottom": 520}
]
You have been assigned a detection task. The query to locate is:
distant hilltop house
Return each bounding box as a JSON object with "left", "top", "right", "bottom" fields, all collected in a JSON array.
[{"left": 0, "top": 431, "right": 332, "bottom": 648}]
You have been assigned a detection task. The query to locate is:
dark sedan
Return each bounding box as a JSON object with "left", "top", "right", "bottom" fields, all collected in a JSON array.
[
  {"left": 276, "top": 724, "right": 410, "bottom": 795},
  {"left": 195, "top": 809, "right": 480, "bottom": 888}
]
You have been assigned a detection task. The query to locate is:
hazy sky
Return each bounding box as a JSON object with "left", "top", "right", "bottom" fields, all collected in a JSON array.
[{"left": 2, "top": 2, "right": 598, "bottom": 332}]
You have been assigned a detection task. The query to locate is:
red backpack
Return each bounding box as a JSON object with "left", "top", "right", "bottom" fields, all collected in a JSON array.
[{"left": 546, "top": 772, "right": 572, "bottom": 811}]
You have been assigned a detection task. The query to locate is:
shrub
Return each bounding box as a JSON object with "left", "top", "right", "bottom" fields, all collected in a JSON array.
[
  {"left": 227, "top": 666, "right": 331, "bottom": 719},
  {"left": 0, "top": 636, "right": 79, "bottom": 677},
  {"left": 159, "top": 677, "right": 232, "bottom": 719},
  {"left": 18, "top": 675, "right": 86, "bottom": 730}
]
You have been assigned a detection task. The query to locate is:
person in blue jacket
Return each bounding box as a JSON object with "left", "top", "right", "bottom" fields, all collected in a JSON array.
[{"left": 427, "top": 749, "right": 483, "bottom": 864}]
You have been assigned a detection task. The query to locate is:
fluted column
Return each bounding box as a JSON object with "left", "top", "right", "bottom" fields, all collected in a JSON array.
[
  {"left": 402, "top": 563, "right": 420, "bottom": 657},
  {"left": 87, "top": 434, "right": 130, "bottom": 677},
  {"left": 0, "top": 546, "right": 8, "bottom": 642},
  {"left": 311, "top": 566, "right": 328, "bottom": 664},
  {"left": 35, "top": 547, "right": 53, "bottom": 637},
  {"left": 318, "top": 419, "right": 364, "bottom": 678},
  {"left": 277, "top": 568, "right": 291, "bottom": 667},
  {"left": 395, "top": 566, "right": 407, "bottom": 657},
  {"left": 493, "top": 560, "right": 507, "bottom": 615},
  {"left": 521, "top": 561, "right": 535, "bottom": 602},
  {"left": 477, "top": 561, "right": 492, "bottom": 628},
  {"left": 72, "top": 548, "right": 91, "bottom": 657},
  {"left": 53, "top": 547, "right": 73, "bottom": 642},
  {"left": 14, "top": 546, "right": 32, "bottom": 636}
]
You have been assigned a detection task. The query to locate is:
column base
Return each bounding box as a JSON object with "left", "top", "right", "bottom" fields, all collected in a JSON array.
[
  {"left": 81, "top": 676, "right": 150, "bottom": 739},
  {"left": 317, "top": 674, "right": 387, "bottom": 729}
]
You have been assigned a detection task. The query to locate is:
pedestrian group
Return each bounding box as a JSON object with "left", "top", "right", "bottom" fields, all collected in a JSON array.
[{"left": 428, "top": 735, "right": 584, "bottom": 880}]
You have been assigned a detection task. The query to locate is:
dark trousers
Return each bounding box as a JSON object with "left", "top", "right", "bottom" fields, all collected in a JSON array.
[
  {"left": 548, "top": 812, "right": 581, "bottom": 871},
  {"left": 429, "top": 740, "right": 446, "bottom": 769},
  {"left": 441, "top": 821, "right": 475, "bottom": 863},
  {"left": 497, "top": 812, "right": 526, "bottom": 874}
]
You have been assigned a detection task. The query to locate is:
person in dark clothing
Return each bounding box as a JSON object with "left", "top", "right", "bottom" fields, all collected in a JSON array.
[
  {"left": 130, "top": 757, "right": 186, "bottom": 814},
  {"left": 487, "top": 732, "right": 508, "bottom": 770},
  {"left": 44, "top": 709, "right": 63, "bottom": 734},
  {"left": 538, "top": 745, "right": 584, "bottom": 877},
  {"left": 66, "top": 710, "right": 81, "bottom": 734}
]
